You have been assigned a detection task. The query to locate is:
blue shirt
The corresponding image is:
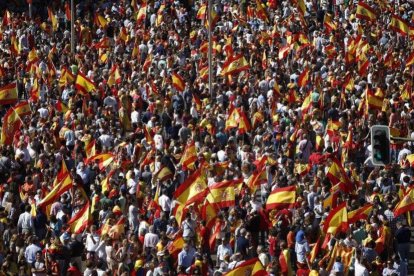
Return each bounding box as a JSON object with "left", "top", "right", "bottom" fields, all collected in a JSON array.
[
  {"left": 178, "top": 247, "right": 196, "bottom": 269},
  {"left": 25, "top": 244, "right": 41, "bottom": 264}
]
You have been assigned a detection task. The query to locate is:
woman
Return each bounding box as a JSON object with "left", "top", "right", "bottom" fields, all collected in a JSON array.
[{"left": 105, "top": 237, "right": 117, "bottom": 273}]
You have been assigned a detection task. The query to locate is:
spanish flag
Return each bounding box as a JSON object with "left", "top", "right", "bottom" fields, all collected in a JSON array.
[
  {"left": 196, "top": 4, "right": 207, "bottom": 20},
  {"left": 153, "top": 165, "right": 173, "bottom": 182},
  {"left": 237, "top": 108, "right": 251, "bottom": 134},
  {"left": 13, "top": 101, "right": 31, "bottom": 118},
  {"left": 38, "top": 174, "right": 72, "bottom": 208},
  {"left": 180, "top": 141, "right": 197, "bottom": 170},
  {"left": 94, "top": 14, "right": 108, "bottom": 28},
  {"left": 323, "top": 13, "right": 337, "bottom": 31},
  {"left": 136, "top": 4, "right": 147, "bottom": 23},
  {"left": 28, "top": 48, "right": 39, "bottom": 64},
  {"left": 356, "top": 2, "right": 377, "bottom": 21},
  {"left": 0, "top": 82, "right": 18, "bottom": 105},
  {"left": 223, "top": 258, "right": 266, "bottom": 276},
  {"left": 2, "top": 10, "right": 10, "bottom": 27},
  {"left": 201, "top": 199, "right": 218, "bottom": 229},
  {"left": 198, "top": 66, "right": 208, "bottom": 81},
  {"left": 225, "top": 105, "right": 239, "bottom": 131},
  {"left": 107, "top": 65, "right": 121, "bottom": 87},
  {"left": 75, "top": 72, "right": 96, "bottom": 95},
  {"left": 207, "top": 180, "right": 235, "bottom": 208},
  {"left": 390, "top": 14, "right": 409, "bottom": 35},
  {"left": 30, "top": 78, "right": 39, "bottom": 102},
  {"left": 172, "top": 72, "right": 185, "bottom": 92},
  {"left": 10, "top": 34, "right": 20, "bottom": 55},
  {"left": 301, "top": 92, "right": 312, "bottom": 114},
  {"left": 278, "top": 45, "right": 291, "bottom": 60},
  {"left": 296, "top": 0, "right": 306, "bottom": 15},
  {"left": 394, "top": 187, "right": 414, "bottom": 217},
  {"left": 326, "top": 158, "right": 354, "bottom": 193},
  {"left": 366, "top": 87, "right": 383, "bottom": 110},
  {"left": 204, "top": 8, "right": 219, "bottom": 29},
  {"left": 348, "top": 204, "right": 373, "bottom": 224},
  {"left": 101, "top": 170, "right": 115, "bottom": 193},
  {"left": 168, "top": 234, "right": 185, "bottom": 258},
  {"left": 84, "top": 139, "right": 96, "bottom": 159},
  {"left": 0, "top": 107, "right": 21, "bottom": 145},
  {"left": 172, "top": 202, "right": 186, "bottom": 225},
  {"left": 255, "top": 0, "right": 269, "bottom": 23},
  {"left": 93, "top": 37, "right": 110, "bottom": 49},
  {"left": 266, "top": 186, "right": 296, "bottom": 210},
  {"left": 406, "top": 52, "right": 414, "bottom": 67},
  {"left": 323, "top": 202, "right": 348, "bottom": 235},
  {"left": 326, "top": 243, "right": 354, "bottom": 273},
  {"left": 174, "top": 167, "right": 208, "bottom": 205},
  {"left": 247, "top": 167, "right": 267, "bottom": 192},
  {"left": 68, "top": 201, "right": 91, "bottom": 234},
  {"left": 56, "top": 100, "right": 69, "bottom": 113},
  {"left": 47, "top": 7, "right": 58, "bottom": 31},
  {"left": 221, "top": 54, "right": 249, "bottom": 76},
  {"left": 65, "top": 2, "right": 71, "bottom": 20},
  {"left": 59, "top": 67, "right": 75, "bottom": 88},
  {"left": 86, "top": 153, "right": 115, "bottom": 170},
  {"left": 298, "top": 68, "right": 310, "bottom": 87}
]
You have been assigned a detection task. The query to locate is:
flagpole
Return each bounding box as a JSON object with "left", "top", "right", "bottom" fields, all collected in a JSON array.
[
  {"left": 70, "top": 0, "right": 75, "bottom": 54},
  {"left": 208, "top": 0, "right": 213, "bottom": 100}
]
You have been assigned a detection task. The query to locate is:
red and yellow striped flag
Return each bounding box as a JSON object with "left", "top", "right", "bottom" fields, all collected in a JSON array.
[
  {"left": 86, "top": 153, "right": 115, "bottom": 170},
  {"left": 172, "top": 72, "right": 185, "bottom": 92},
  {"left": 47, "top": 7, "right": 58, "bottom": 31},
  {"left": 196, "top": 4, "right": 206, "bottom": 20},
  {"left": 173, "top": 167, "right": 208, "bottom": 206},
  {"left": 0, "top": 107, "right": 21, "bottom": 145},
  {"left": 0, "top": 82, "right": 18, "bottom": 105},
  {"left": 59, "top": 67, "right": 75, "bottom": 88},
  {"left": 207, "top": 180, "right": 236, "bottom": 208},
  {"left": 390, "top": 14, "right": 409, "bottom": 35},
  {"left": 180, "top": 141, "right": 197, "bottom": 170},
  {"left": 223, "top": 257, "right": 266, "bottom": 276},
  {"left": 107, "top": 65, "right": 121, "bottom": 87},
  {"left": 356, "top": 2, "right": 377, "bottom": 21},
  {"left": 38, "top": 174, "right": 72, "bottom": 208},
  {"left": 323, "top": 202, "right": 348, "bottom": 235},
  {"left": 298, "top": 68, "right": 310, "bottom": 87},
  {"left": 348, "top": 204, "right": 373, "bottom": 224},
  {"left": 68, "top": 201, "right": 91, "bottom": 234},
  {"left": 75, "top": 72, "right": 96, "bottom": 95},
  {"left": 326, "top": 243, "right": 354, "bottom": 273},
  {"left": 394, "top": 187, "right": 414, "bottom": 217},
  {"left": 153, "top": 165, "right": 173, "bottom": 182},
  {"left": 94, "top": 14, "right": 108, "bottom": 28},
  {"left": 221, "top": 54, "right": 249, "bottom": 76},
  {"left": 266, "top": 186, "right": 296, "bottom": 210}
]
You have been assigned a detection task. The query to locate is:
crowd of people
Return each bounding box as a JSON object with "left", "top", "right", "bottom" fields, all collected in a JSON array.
[{"left": 0, "top": 0, "right": 414, "bottom": 275}]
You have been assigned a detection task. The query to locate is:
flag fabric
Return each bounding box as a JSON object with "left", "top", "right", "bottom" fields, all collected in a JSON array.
[
  {"left": 323, "top": 202, "right": 348, "bottom": 235},
  {"left": 298, "top": 68, "right": 310, "bottom": 87},
  {"left": 173, "top": 167, "right": 208, "bottom": 206},
  {"left": 84, "top": 139, "right": 96, "bottom": 159},
  {"left": 180, "top": 141, "right": 197, "bottom": 170},
  {"left": 326, "top": 243, "right": 355, "bottom": 274},
  {"left": 0, "top": 82, "right": 18, "bottom": 105},
  {"left": 206, "top": 180, "right": 236, "bottom": 208},
  {"left": 153, "top": 165, "right": 173, "bottom": 182},
  {"left": 56, "top": 100, "right": 69, "bottom": 113},
  {"left": 196, "top": 4, "right": 207, "bottom": 20},
  {"left": 47, "top": 8, "right": 58, "bottom": 31},
  {"left": 266, "top": 186, "right": 296, "bottom": 210},
  {"left": 0, "top": 107, "right": 22, "bottom": 145},
  {"left": 394, "top": 187, "right": 414, "bottom": 217},
  {"left": 68, "top": 201, "right": 91, "bottom": 234},
  {"left": 172, "top": 72, "right": 185, "bottom": 92},
  {"left": 223, "top": 258, "right": 266, "bottom": 276},
  {"left": 247, "top": 167, "right": 267, "bottom": 192},
  {"left": 326, "top": 158, "right": 354, "bottom": 193},
  {"left": 136, "top": 4, "right": 147, "bottom": 23},
  {"left": 406, "top": 52, "right": 414, "bottom": 67},
  {"left": 255, "top": 0, "right": 269, "bottom": 22},
  {"left": 2, "top": 10, "right": 10, "bottom": 27},
  {"left": 75, "top": 72, "right": 96, "bottom": 95},
  {"left": 65, "top": 2, "right": 71, "bottom": 20},
  {"left": 94, "top": 14, "right": 108, "bottom": 28},
  {"left": 168, "top": 234, "right": 185, "bottom": 258},
  {"left": 107, "top": 65, "right": 121, "bottom": 87},
  {"left": 308, "top": 238, "right": 321, "bottom": 263},
  {"left": 201, "top": 199, "right": 218, "bottom": 229},
  {"left": 172, "top": 202, "right": 187, "bottom": 225},
  {"left": 13, "top": 101, "right": 31, "bottom": 118},
  {"left": 59, "top": 67, "right": 75, "bottom": 88},
  {"left": 221, "top": 54, "right": 250, "bottom": 76},
  {"left": 101, "top": 170, "right": 115, "bottom": 193},
  {"left": 93, "top": 37, "right": 110, "bottom": 49},
  {"left": 86, "top": 153, "right": 115, "bottom": 170},
  {"left": 356, "top": 2, "right": 377, "bottom": 21},
  {"left": 390, "top": 14, "right": 409, "bottom": 35},
  {"left": 323, "top": 13, "right": 337, "bottom": 31},
  {"left": 348, "top": 204, "right": 373, "bottom": 224},
  {"left": 366, "top": 87, "right": 383, "bottom": 110},
  {"left": 38, "top": 174, "right": 72, "bottom": 208}
]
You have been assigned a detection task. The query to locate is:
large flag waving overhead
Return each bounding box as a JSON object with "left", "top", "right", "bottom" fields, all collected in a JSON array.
[
  {"left": 356, "top": 2, "right": 377, "bottom": 21},
  {"left": 180, "top": 141, "right": 197, "bottom": 170},
  {"left": 266, "top": 186, "right": 296, "bottom": 210},
  {"left": 75, "top": 72, "right": 96, "bottom": 95},
  {"left": 206, "top": 180, "right": 236, "bottom": 208},
  {"left": 68, "top": 201, "right": 91, "bottom": 234},
  {"left": 323, "top": 202, "right": 348, "bottom": 235},
  {"left": 38, "top": 174, "right": 72, "bottom": 208},
  {"left": 0, "top": 82, "right": 18, "bottom": 105},
  {"left": 326, "top": 158, "right": 354, "bottom": 193},
  {"left": 221, "top": 54, "right": 249, "bottom": 76},
  {"left": 348, "top": 204, "right": 373, "bottom": 224},
  {"left": 174, "top": 166, "right": 208, "bottom": 206},
  {"left": 394, "top": 188, "right": 414, "bottom": 217},
  {"left": 0, "top": 107, "right": 21, "bottom": 145},
  {"left": 390, "top": 14, "right": 409, "bottom": 35}
]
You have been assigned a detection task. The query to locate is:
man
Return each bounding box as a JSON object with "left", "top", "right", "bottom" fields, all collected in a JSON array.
[
  {"left": 85, "top": 225, "right": 100, "bottom": 261},
  {"left": 25, "top": 236, "right": 41, "bottom": 265},
  {"left": 395, "top": 221, "right": 411, "bottom": 262},
  {"left": 18, "top": 205, "right": 34, "bottom": 234},
  {"left": 143, "top": 226, "right": 159, "bottom": 255},
  {"left": 217, "top": 237, "right": 233, "bottom": 267},
  {"left": 31, "top": 251, "right": 46, "bottom": 276},
  {"left": 178, "top": 243, "right": 196, "bottom": 270}
]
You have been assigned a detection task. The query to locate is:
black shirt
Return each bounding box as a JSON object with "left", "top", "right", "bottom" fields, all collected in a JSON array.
[{"left": 395, "top": 227, "right": 411, "bottom": 243}]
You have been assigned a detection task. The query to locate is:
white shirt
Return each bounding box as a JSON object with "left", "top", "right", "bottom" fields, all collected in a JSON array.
[
  {"left": 143, "top": 232, "right": 159, "bottom": 248},
  {"left": 158, "top": 194, "right": 171, "bottom": 212},
  {"left": 127, "top": 178, "right": 137, "bottom": 195},
  {"left": 217, "top": 244, "right": 233, "bottom": 261},
  {"left": 354, "top": 260, "right": 369, "bottom": 276},
  {"left": 86, "top": 233, "right": 100, "bottom": 252},
  {"left": 18, "top": 212, "right": 34, "bottom": 232},
  {"left": 131, "top": 110, "right": 140, "bottom": 124},
  {"left": 154, "top": 134, "right": 164, "bottom": 151}
]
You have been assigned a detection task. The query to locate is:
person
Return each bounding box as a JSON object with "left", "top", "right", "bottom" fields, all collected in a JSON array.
[
  {"left": 295, "top": 230, "right": 310, "bottom": 271},
  {"left": 177, "top": 243, "right": 196, "bottom": 270},
  {"left": 24, "top": 236, "right": 41, "bottom": 265},
  {"left": 17, "top": 205, "right": 34, "bottom": 235},
  {"left": 394, "top": 222, "right": 411, "bottom": 263},
  {"left": 31, "top": 251, "right": 46, "bottom": 276}
]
